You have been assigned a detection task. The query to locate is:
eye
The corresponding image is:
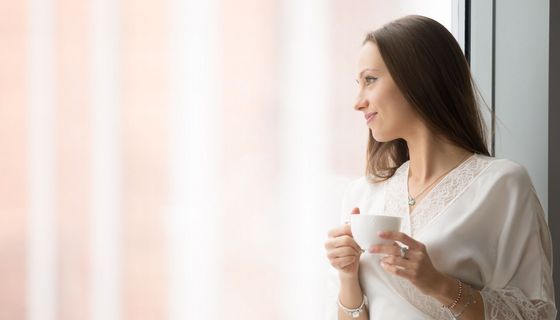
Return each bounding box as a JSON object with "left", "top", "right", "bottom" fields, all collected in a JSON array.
[{"left": 365, "top": 76, "right": 377, "bottom": 85}]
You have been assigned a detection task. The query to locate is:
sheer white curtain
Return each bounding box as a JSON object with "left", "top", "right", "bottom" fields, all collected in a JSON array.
[{"left": 0, "top": 0, "right": 454, "bottom": 319}]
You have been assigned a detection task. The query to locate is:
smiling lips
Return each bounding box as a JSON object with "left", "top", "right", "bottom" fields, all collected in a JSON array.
[{"left": 365, "top": 112, "right": 377, "bottom": 123}]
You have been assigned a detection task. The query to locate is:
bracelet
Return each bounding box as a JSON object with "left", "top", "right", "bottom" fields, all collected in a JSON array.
[
  {"left": 447, "top": 286, "right": 477, "bottom": 320},
  {"left": 442, "top": 279, "right": 463, "bottom": 310},
  {"left": 338, "top": 295, "right": 368, "bottom": 318}
]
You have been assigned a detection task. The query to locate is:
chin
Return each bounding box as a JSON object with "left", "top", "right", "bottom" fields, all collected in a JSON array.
[{"left": 371, "top": 129, "right": 391, "bottom": 143}]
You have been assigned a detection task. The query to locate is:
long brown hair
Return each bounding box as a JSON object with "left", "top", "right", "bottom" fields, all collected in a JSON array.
[{"left": 363, "top": 15, "right": 491, "bottom": 181}]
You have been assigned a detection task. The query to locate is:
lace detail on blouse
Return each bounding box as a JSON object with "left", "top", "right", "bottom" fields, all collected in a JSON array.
[
  {"left": 393, "top": 276, "right": 451, "bottom": 319},
  {"left": 383, "top": 154, "right": 493, "bottom": 236},
  {"left": 385, "top": 282, "right": 558, "bottom": 320},
  {"left": 481, "top": 287, "right": 557, "bottom": 320},
  {"left": 383, "top": 163, "right": 411, "bottom": 234},
  {"left": 409, "top": 155, "right": 492, "bottom": 236}
]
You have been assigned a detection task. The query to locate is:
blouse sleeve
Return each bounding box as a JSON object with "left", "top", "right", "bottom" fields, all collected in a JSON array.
[{"left": 479, "top": 164, "right": 556, "bottom": 319}]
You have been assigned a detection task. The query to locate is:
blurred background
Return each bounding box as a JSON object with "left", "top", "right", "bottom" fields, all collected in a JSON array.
[{"left": 0, "top": 0, "right": 475, "bottom": 319}]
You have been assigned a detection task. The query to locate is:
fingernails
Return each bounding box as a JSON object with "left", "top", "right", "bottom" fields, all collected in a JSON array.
[
  {"left": 378, "top": 231, "right": 386, "bottom": 237},
  {"left": 369, "top": 246, "right": 379, "bottom": 253}
]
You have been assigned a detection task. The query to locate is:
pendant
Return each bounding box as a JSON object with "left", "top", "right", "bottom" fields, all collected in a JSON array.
[{"left": 408, "top": 196, "right": 416, "bottom": 206}]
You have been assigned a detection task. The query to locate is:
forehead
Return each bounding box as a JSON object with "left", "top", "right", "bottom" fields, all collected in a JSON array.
[{"left": 357, "top": 41, "right": 385, "bottom": 74}]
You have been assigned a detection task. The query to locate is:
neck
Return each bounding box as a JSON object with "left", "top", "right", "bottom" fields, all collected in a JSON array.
[{"left": 406, "top": 130, "right": 472, "bottom": 184}]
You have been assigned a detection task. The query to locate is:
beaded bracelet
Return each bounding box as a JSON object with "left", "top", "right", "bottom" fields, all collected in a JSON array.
[
  {"left": 442, "top": 279, "right": 463, "bottom": 310},
  {"left": 444, "top": 285, "right": 477, "bottom": 320},
  {"left": 452, "top": 286, "right": 477, "bottom": 319},
  {"left": 338, "top": 295, "right": 368, "bottom": 318}
]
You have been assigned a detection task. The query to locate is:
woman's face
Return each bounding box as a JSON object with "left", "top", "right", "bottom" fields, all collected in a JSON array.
[{"left": 354, "top": 41, "right": 421, "bottom": 142}]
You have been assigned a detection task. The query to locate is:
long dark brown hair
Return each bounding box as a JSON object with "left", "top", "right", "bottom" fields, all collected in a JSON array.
[{"left": 363, "top": 15, "right": 491, "bottom": 181}]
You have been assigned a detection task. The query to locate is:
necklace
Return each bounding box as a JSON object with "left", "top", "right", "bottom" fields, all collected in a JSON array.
[{"left": 407, "top": 153, "right": 472, "bottom": 207}]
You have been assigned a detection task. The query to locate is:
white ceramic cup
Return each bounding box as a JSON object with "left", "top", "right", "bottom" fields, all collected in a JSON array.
[{"left": 350, "top": 214, "right": 401, "bottom": 250}]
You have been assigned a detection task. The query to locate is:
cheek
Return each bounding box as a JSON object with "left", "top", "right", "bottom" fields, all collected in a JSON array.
[
  {"left": 367, "top": 81, "right": 394, "bottom": 111},
  {"left": 379, "top": 85, "right": 415, "bottom": 123},
  {"left": 366, "top": 88, "right": 383, "bottom": 106},
  {"left": 369, "top": 87, "right": 410, "bottom": 141}
]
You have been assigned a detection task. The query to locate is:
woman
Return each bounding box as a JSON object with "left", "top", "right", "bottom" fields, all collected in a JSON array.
[{"left": 324, "top": 15, "right": 556, "bottom": 319}]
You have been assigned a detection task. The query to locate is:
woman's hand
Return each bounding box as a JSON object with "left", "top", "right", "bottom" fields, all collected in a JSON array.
[
  {"left": 369, "top": 230, "right": 446, "bottom": 296},
  {"left": 325, "top": 207, "right": 363, "bottom": 279}
]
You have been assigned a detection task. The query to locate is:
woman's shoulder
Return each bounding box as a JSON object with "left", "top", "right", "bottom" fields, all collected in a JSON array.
[
  {"left": 476, "top": 154, "right": 532, "bottom": 184},
  {"left": 473, "top": 155, "right": 541, "bottom": 206}
]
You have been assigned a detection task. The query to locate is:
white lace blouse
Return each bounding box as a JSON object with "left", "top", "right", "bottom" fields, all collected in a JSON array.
[{"left": 326, "top": 154, "right": 556, "bottom": 319}]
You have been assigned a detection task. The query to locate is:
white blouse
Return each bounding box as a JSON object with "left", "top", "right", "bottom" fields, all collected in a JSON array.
[{"left": 326, "top": 154, "right": 556, "bottom": 319}]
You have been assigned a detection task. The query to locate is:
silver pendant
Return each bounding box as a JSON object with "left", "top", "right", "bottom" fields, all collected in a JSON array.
[{"left": 408, "top": 196, "right": 416, "bottom": 206}]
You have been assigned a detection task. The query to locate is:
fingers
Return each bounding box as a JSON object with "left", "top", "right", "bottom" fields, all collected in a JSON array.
[
  {"left": 369, "top": 243, "right": 424, "bottom": 261},
  {"left": 378, "top": 231, "right": 425, "bottom": 251},
  {"left": 326, "top": 246, "right": 360, "bottom": 260},
  {"left": 379, "top": 260, "right": 416, "bottom": 279},
  {"left": 331, "top": 256, "right": 356, "bottom": 269},
  {"left": 324, "top": 235, "right": 361, "bottom": 253},
  {"left": 327, "top": 224, "right": 352, "bottom": 238},
  {"left": 380, "top": 255, "right": 417, "bottom": 270},
  {"left": 324, "top": 221, "right": 362, "bottom": 269},
  {"left": 369, "top": 244, "right": 426, "bottom": 267},
  {"left": 378, "top": 253, "right": 428, "bottom": 283},
  {"left": 368, "top": 243, "right": 401, "bottom": 255}
]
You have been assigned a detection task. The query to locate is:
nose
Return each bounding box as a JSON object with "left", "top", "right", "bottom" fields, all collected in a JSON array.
[{"left": 354, "top": 93, "right": 368, "bottom": 111}]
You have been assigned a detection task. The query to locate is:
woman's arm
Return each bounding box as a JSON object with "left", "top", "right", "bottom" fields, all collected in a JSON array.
[
  {"left": 338, "top": 275, "right": 369, "bottom": 319},
  {"left": 431, "top": 274, "right": 484, "bottom": 319},
  {"left": 372, "top": 233, "right": 485, "bottom": 319}
]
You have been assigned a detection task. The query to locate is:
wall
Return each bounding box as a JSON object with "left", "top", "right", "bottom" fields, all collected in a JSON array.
[
  {"left": 548, "top": 0, "right": 560, "bottom": 317},
  {"left": 471, "top": 0, "right": 550, "bottom": 215}
]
